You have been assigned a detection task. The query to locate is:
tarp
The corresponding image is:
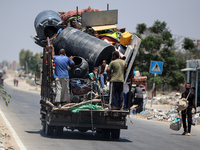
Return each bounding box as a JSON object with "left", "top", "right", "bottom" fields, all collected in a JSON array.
[{"left": 70, "top": 103, "right": 103, "bottom": 113}]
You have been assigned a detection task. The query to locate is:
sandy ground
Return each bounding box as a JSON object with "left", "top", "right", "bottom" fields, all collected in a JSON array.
[
  {"left": 0, "top": 113, "right": 19, "bottom": 150},
  {"left": 0, "top": 72, "right": 40, "bottom": 150}
]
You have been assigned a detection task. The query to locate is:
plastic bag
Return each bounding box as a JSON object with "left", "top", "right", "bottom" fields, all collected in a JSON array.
[
  {"left": 192, "top": 113, "right": 199, "bottom": 126},
  {"left": 170, "top": 116, "right": 181, "bottom": 131}
]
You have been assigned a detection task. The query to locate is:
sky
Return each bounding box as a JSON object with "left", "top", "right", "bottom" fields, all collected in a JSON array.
[{"left": 0, "top": 0, "right": 199, "bottom": 62}]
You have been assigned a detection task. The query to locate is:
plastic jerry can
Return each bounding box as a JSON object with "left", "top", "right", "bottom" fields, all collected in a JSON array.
[{"left": 120, "top": 31, "right": 132, "bottom": 46}]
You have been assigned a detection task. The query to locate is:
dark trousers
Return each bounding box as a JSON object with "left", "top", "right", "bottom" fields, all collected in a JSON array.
[
  {"left": 109, "top": 82, "right": 124, "bottom": 109},
  {"left": 181, "top": 108, "right": 192, "bottom": 133},
  {"left": 133, "top": 98, "right": 143, "bottom": 113}
]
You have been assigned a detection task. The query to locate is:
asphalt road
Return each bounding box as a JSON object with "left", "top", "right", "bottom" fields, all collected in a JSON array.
[{"left": 1, "top": 83, "right": 200, "bottom": 150}]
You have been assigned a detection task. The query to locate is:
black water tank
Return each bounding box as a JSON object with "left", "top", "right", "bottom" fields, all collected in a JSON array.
[
  {"left": 69, "top": 56, "right": 89, "bottom": 78},
  {"left": 52, "top": 27, "right": 115, "bottom": 72},
  {"left": 34, "top": 10, "right": 62, "bottom": 40}
]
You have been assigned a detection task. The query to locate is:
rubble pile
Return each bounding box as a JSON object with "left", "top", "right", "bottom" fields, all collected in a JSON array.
[{"left": 132, "top": 92, "right": 200, "bottom": 125}]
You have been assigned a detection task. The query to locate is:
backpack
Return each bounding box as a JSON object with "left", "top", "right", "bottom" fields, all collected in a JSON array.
[{"left": 177, "top": 92, "right": 190, "bottom": 111}]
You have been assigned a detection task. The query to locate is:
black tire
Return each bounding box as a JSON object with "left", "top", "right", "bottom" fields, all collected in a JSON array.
[
  {"left": 78, "top": 128, "right": 88, "bottom": 133},
  {"left": 111, "top": 129, "right": 120, "bottom": 139},
  {"left": 55, "top": 126, "right": 63, "bottom": 136},
  {"left": 42, "top": 121, "right": 46, "bottom": 132},
  {"left": 45, "top": 113, "right": 54, "bottom": 136},
  {"left": 45, "top": 123, "right": 54, "bottom": 135},
  {"left": 102, "top": 129, "right": 111, "bottom": 139},
  {"left": 96, "top": 128, "right": 102, "bottom": 134}
]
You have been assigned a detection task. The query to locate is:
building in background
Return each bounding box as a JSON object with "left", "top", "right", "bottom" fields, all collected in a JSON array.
[{"left": 181, "top": 59, "right": 200, "bottom": 106}]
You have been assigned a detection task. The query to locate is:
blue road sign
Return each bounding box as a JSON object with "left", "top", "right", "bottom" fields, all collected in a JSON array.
[{"left": 150, "top": 61, "right": 163, "bottom": 74}]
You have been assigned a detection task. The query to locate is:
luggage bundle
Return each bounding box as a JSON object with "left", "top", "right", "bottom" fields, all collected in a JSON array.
[{"left": 170, "top": 115, "right": 181, "bottom": 131}]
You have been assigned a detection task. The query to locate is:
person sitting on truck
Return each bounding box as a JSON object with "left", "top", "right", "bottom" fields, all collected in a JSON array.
[
  {"left": 107, "top": 51, "right": 126, "bottom": 110},
  {"left": 50, "top": 21, "right": 68, "bottom": 41},
  {"left": 89, "top": 67, "right": 101, "bottom": 94},
  {"left": 51, "top": 46, "right": 74, "bottom": 108},
  {"left": 93, "top": 32, "right": 99, "bottom": 38},
  {"left": 56, "top": 21, "right": 68, "bottom": 37},
  {"left": 98, "top": 60, "right": 108, "bottom": 89},
  {"left": 70, "top": 19, "right": 77, "bottom": 28}
]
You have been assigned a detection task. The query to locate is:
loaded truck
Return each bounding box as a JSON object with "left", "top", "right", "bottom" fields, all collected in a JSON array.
[{"left": 33, "top": 7, "right": 141, "bottom": 139}]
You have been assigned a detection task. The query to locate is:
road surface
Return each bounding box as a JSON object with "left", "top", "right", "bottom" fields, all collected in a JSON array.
[{"left": 0, "top": 83, "right": 200, "bottom": 150}]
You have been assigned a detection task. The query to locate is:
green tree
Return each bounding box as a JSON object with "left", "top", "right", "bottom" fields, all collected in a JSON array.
[
  {"left": 135, "top": 20, "right": 185, "bottom": 88},
  {"left": 19, "top": 49, "right": 33, "bottom": 73},
  {"left": 0, "top": 85, "right": 11, "bottom": 106},
  {"left": 149, "top": 20, "right": 167, "bottom": 34},
  {"left": 182, "top": 38, "right": 195, "bottom": 50},
  {"left": 136, "top": 23, "right": 147, "bottom": 34},
  {"left": 19, "top": 49, "right": 42, "bottom": 74}
]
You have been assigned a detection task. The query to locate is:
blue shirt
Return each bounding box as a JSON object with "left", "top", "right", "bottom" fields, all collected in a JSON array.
[
  {"left": 57, "top": 28, "right": 63, "bottom": 34},
  {"left": 53, "top": 55, "right": 73, "bottom": 78}
]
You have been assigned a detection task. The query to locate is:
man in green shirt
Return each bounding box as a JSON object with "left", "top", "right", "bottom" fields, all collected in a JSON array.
[{"left": 108, "top": 51, "right": 126, "bottom": 110}]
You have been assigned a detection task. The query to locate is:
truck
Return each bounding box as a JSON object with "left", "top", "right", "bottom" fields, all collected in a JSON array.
[{"left": 33, "top": 7, "right": 141, "bottom": 139}]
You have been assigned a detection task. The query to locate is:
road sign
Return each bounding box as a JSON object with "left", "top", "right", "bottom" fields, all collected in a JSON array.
[{"left": 150, "top": 61, "right": 163, "bottom": 74}]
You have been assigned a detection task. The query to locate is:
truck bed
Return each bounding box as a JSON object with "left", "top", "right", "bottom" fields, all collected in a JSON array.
[{"left": 46, "top": 109, "right": 129, "bottom": 129}]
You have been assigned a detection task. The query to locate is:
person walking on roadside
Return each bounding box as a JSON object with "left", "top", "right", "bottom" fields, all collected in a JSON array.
[
  {"left": 52, "top": 46, "right": 74, "bottom": 108},
  {"left": 133, "top": 84, "right": 143, "bottom": 113},
  {"left": 179, "top": 83, "right": 196, "bottom": 136},
  {"left": 107, "top": 51, "right": 126, "bottom": 110}
]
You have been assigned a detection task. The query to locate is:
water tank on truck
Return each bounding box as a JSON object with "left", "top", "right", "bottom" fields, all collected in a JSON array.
[
  {"left": 34, "top": 10, "right": 62, "bottom": 40},
  {"left": 52, "top": 27, "right": 115, "bottom": 72}
]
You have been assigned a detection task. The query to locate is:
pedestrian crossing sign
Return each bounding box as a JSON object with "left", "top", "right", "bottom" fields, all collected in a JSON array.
[{"left": 150, "top": 61, "right": 163, "bottom": 74}]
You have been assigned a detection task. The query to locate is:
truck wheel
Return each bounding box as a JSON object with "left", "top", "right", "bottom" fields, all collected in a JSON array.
[
  {"left": 102, "top": 129, "right": 111, "bottom": 139},
  {"left": 96, "top": 128, "right": 102, "bottom": 134},
  {"left": 45, "top": 113, "right": 54, "bottom": 135},
  {"left": 78, "top": 128, "right": 88, "bottom": 133},
  {"left": 45, "top": 122, "right": 54, "bottom": 136},
  {"left": 55, "top": 126, "right": 63, "bottom": 136},
  {"left": 111, "top": 129, "right": 120, "bottom": 139},
  {"left": 42, "top": 121, "right": 46, "bottom": 132}
]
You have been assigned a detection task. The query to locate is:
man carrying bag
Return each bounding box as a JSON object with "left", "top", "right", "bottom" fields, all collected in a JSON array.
[{"left": 178, "top": 83, "right": 196, "bottom": 136}]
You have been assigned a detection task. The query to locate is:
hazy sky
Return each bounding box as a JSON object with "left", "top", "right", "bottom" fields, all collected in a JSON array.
[{"left": 0, "top": 0, "right": 199, "bottom": 62}]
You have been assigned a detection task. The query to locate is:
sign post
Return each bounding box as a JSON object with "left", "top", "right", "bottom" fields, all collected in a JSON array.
[{"left": 149, "top": 61, "right": 163, "bottom": 107}]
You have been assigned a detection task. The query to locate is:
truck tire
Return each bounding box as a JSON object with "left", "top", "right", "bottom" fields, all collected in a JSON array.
[
  {"left": 45, "top": 123, "right": 54, "bottom": 136},
  {"left": 111, "top": 129, "right": 120, "bottom": 139},
  {"left": 45, "top": 113, "right": 54, "bottom": 136},
  {"left": 96, "top": 128, "right": 102, "bottom": 134},
  {"left": 55, "top": 126, "right": 63, "bottom": 136},
  {"left": 78, "top": 128, "right": 88, "bottom": 133},
  {"left": 42, "top": 121, "right": 46, "bottom": 132},
  {"left": 102, "top": 129, "right": 111, "bottom": 139}
]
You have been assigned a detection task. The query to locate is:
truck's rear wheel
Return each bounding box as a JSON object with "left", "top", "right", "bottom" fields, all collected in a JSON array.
[
  {"left": 111, "top": 129, "right": 120, "bottom": 139},
  {"left": 55, "top": 126, "right": 63, "bottom": 136},
  {"left": 102, "top": 129, "right": 111, "bottom": 139},
  {"left": 45, "top": 123, "right": 54, "bottom": 135},
  {"left": 42, "top": 121, "right": 46, "bottom": 132},
  {"left": 96, "top": 128, "right": 102, "bottom": 134},
  {"left": 78, "top": 128, "right": 88, "bottom": 133},
  {"left": 45, "top": 112, "right": 54, "bottom": 135}
]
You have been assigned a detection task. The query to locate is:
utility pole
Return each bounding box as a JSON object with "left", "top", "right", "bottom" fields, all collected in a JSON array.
[
  {"left": 195, "top": 61, "right": 199, "bottom": 106},
  {"left": 26, "top": 61, "right": 28, "bottom": 74},
  {"left": 151, "top": 73, "right": 156, "bottom": 107}
]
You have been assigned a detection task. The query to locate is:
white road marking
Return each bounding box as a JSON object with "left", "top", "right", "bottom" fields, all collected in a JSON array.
[{"left": 0, "top": 109, "right": 27, "bottom": 150}]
